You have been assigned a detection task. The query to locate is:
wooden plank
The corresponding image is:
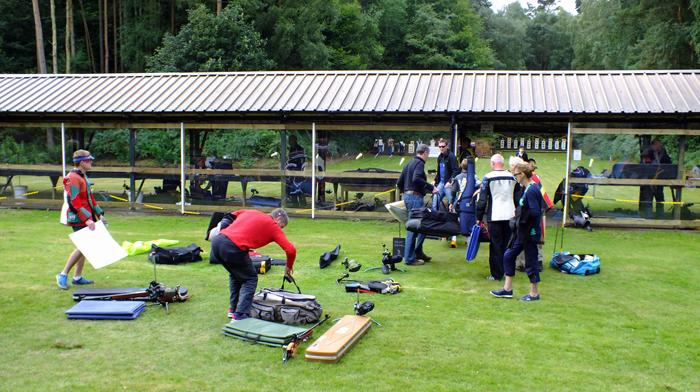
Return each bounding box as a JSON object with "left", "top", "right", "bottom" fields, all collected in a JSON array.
[
  {"left": 590, "top": 217, "right": 700, "bottom": 229},
  {"left": 568, "top": 177, "right": 700, "bottom": 186},
  {"left": 571, "top": 127, "right": 700, "bottom": 136}
]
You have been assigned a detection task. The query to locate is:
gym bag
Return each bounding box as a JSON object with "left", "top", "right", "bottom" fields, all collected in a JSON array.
[
  {"left": 405, "top": 207, "right": 461, "bottom": 237},
  {"left": 550, "top": 252, "right": 600, "bottom": 276},
  {"left": 148, "top": 243, "right": 202, "bottom": 265},
  {"left": 251, "top": 277, "right": 323, "bottom": 326}
]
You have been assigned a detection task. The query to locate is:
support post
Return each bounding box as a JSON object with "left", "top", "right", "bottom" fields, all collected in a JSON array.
[
  {"left": 61, "top": 123, "right": 66, "bottom": 178},
  {"left": 311, "top": 124, "right": 316, "bottom": 219},
  {"left": 563, "top": 122, "right": 573, "bottom": 229},
  {"left": 129, "top": 128, "right": 135, "bottom": 207},
  {"left": 280, "top": 130, "right": 287, "bottom": 208},
  {"left": 181, "top": 123, "right": 186, "bottom": 215},
  {"left": 674, "top": 135, "right": 686, "bottom": 220}
]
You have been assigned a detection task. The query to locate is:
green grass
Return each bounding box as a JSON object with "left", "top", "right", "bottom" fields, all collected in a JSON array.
[{"left": 1, "top": 209, "right": 699, "bottom": 391}]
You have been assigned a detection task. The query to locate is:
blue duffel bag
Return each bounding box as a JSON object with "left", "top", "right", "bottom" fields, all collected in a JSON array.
[{"left": 551, "top": 252, "right": 601, "bottom": 276}]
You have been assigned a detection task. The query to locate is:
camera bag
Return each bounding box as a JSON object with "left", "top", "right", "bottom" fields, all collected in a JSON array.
[{"left": 251, "top": 277, "right": 323, "bottom": 326}]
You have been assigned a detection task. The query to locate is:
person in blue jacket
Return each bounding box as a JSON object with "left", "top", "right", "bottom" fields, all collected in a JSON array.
[
  {"left": 450, "top": 156, "right": 479, "bottom": 246},
  {"left": 490, "top": 161, "right": 543, "bottom": 301}
]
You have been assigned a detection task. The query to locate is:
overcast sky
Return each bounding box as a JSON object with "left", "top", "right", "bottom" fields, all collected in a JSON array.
[{"left": 488, "top": 0, "right": 578, "bottom": 15}]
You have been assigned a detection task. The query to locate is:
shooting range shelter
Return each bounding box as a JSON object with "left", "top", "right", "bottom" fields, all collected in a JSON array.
[{"left": 0, "top": 70, "right": 699, "bottom": 227}]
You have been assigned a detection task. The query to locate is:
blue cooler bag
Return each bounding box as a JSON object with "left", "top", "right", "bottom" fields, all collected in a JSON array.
[{"left": 551, "top": 252, "right": 600, "bottom": 276}]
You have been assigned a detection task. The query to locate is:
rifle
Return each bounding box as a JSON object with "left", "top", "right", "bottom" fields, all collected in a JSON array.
[
  {"left": 282, "top": 314, "right": 330, "bottom": 364},
  {"left": 83, "top": 280, "right": 192, "bottom": 314}
]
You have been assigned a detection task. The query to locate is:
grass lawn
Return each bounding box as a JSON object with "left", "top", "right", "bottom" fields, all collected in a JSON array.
[{"left": 1, "top": 208, "right": 699, "bottom": 391}]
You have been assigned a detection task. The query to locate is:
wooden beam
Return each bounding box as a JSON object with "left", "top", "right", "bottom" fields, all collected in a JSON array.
[
  {"left": 571, "top": 127, "right": 700, "bottom": 135},
  {"left": 568, "top": 177, "right": 700, "bottom": 186}
]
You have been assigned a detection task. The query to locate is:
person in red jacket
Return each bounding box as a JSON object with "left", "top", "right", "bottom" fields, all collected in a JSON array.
[
  {"left": 57, "top": 149, "right": 104, "bottom": 289},
  {"left": 212, "top": 209, "right": 296, "bottom": 321}
]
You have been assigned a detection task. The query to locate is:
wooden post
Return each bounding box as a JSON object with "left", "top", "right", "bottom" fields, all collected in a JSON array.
[
  {"left": 129, "top": 129, "right": 135, "bottom": 208},
  {"left": 674, "top": 135, "right": 686, "bottom": 220}
]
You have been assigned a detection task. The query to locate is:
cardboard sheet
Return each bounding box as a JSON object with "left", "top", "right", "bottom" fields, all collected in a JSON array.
[{"left": 69, "top": 221, "right": 128, "bottom": 269}]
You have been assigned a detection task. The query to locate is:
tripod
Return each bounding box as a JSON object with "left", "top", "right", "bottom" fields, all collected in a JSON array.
[{"left": 364, "top": 244, "right": 405, "bottom": 274}]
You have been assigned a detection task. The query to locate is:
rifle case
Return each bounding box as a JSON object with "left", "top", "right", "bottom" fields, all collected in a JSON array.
[
  {"left": 465, "top": 224, "right": 482, "bottom": 261},
  {"left": 222, "top": 318, "right": 309, "bottom": 347},
  {"left": 72, "top": 287, "right": 189, "bottom": 302},
  {"left": 65, "top": 300, "right": 147, "bottom": 320},
  {"left": 305, "top": 315, "right": 371, "bottom": 363}
]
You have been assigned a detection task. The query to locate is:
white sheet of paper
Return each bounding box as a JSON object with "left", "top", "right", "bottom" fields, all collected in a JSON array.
[{"left": 69, "top": 220, "right": 128, "bottom": 269}]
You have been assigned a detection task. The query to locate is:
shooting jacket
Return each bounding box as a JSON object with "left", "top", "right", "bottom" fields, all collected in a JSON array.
[
  {"left": 63, "top": 169, "right": 103, "bottom": 226},
  {"left": 475, "top": 170, "right": 521, "bottom": 222}
]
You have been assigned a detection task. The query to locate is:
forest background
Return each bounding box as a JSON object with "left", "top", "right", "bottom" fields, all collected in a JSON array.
[{"left": 1, "top": 0, "right": 700, "bottom": 168}]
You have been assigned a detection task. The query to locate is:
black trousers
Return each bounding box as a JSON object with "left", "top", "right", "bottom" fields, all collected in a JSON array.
[
  {"left": 211, "top": 235, "right": 258, "bottom": 315},
  {"left": 487, "top": 220, "right": 511, "bottom": 281}
]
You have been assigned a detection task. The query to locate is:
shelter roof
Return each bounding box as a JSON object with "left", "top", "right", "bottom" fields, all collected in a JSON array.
[{"left": 1, "top": 70, "right": 699, "bottom": 127}]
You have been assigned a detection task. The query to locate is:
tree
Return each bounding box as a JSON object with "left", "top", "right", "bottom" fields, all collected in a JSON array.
[
  {"left": 325, "top": 1, "right": 384, "bottom": 70},
  {"left": 146, "top": 4, "right": 274, "bottom": 72},
  {"left": 242, "top": 0, "right": 339, "bottom": 70},
  {"left": 404, "top": 2, "right": 493, "bottom": 69},
  {"left": 482, "top": 2, "right": 532, "bottom": 70},
  {"left": 31, "top": 0, "right": 47, "bottom": 73}
]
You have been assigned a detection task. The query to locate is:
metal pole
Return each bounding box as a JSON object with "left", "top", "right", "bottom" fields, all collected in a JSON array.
[
  {"left": 562, "top": 122, "right": 573, "bottom": 237},
  {"left": 280, "top": 130, "right": 287, "bottom": 208},
  {"left": 311, "top": 123, "right": 316, "bottom": 219},
  {"left": 181, "top": 123, "right": 186, "bottom": 215},
  {"left": 453, "top": 124, "right": 458, "bottom": 156},
  {"left": 61, "top": 123, "right": 66, "bottom": 177}
]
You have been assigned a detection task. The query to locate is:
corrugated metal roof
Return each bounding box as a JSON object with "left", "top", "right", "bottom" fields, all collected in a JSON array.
[{"left": 1, "top": 70, "right": 699, "bottom": 115}]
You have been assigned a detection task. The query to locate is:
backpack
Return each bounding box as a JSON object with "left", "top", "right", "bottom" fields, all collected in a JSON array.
[
  {"left": 251, "top": 278, "right": 323, "bottom": 326},
  {"left": 550, "top": 252, "right": 600, "bottom": 276},
  {"left": 148, "top": 243, "right": 202, "bottom": 265}
]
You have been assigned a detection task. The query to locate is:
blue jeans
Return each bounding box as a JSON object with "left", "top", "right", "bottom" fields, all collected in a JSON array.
[
  {"left": 212, "top": 235, "right": 258, "bottom": 316},
  {"left": 432, "top": 181, "right": 452, "bottom": 211},
  {"left": 404, "top": 193, "right": 427, "bottom": 263}
]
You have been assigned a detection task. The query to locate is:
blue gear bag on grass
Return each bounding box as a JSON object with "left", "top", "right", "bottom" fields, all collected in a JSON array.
[{"left": 551, "top": 252, "right": 600, "bottom": 276}]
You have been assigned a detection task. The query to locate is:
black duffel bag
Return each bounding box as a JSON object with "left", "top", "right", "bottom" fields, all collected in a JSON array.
[
  {"left": 405, "top": 207, "right": 461, "bottom": 237},
  {"left": 148, "top": 243, "right": 203, "bottom": 265}
]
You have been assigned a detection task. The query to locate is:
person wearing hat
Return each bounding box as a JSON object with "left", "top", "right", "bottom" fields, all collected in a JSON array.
[{"left": 57, "top": 149, "right": 104, "bottom": 289}]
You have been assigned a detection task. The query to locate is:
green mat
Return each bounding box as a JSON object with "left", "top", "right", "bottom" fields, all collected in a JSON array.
[{"left": 222, "top": 318, "right": 308, "bottom": 347}]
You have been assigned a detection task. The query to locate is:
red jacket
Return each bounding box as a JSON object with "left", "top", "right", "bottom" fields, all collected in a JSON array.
[
  {"left": 64, "top": 169, "right": 103, "bottom": 226},
  {"left": 220, "top": 210, "right": 296, "bottom": 269}
]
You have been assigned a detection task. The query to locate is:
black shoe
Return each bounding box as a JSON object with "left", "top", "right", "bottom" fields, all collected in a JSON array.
[{"left": 490, "top": 288, "right": 513, "bottom": 298}]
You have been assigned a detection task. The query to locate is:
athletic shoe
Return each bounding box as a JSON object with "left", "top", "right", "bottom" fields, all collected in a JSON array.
[
  {"left": 405, "top": 260, "right": 425, "bottom": 266},
  {"left": 517, "top": 294, "right": 540, "bottom": 301},
  {"left": 230, "top": 313, "right": 250, "bottom": 323},
  {"left": 450, "top": 240, "right": 458, "bottom": 248},
  {"left": 71, "top": 277, "right": 94, "bottom": 285},
  {"left": 228, "top": 308, "right": 234, "bottom": 318},
  {"left": 490, "top": 288, "right": 513, "bottom": 298},
  {"left": 415, "top": 253, "right": 432, "bottom": 262},
  {"left": 486, "top": 275, "right": 501, "bottom": 281},
  {"left": 56, "top": 274, "right": 68, "bottom": 290}
]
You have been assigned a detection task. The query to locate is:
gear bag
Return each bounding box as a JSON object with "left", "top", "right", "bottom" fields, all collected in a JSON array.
[
  {"left": 550, "top": 252, "right": 600, "bottom": 276},
  {"left": 251, "top": 277, "right": 323, "bottom": 326},
  {"left": 405, "top": 207, "right": 461, "bottom": 237},
  {"left": 148, "top": 243, "right": 202, "bottom": 265}
]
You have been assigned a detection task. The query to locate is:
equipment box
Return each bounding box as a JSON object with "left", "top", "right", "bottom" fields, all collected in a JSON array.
[{"left": 305, "top": 315, "right": 371, "bottom": 363}]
